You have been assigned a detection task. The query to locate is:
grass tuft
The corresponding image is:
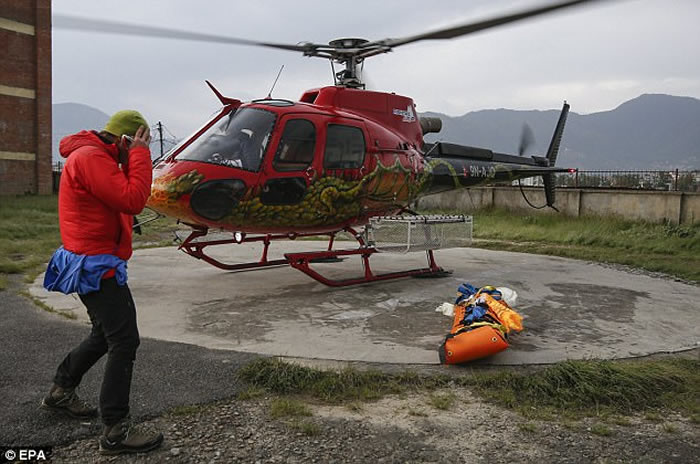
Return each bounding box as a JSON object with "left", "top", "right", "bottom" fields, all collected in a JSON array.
[
  {"left": 237, "top": 386, "right": 266, "bottom": 401},
  {"left": 240, "top": 357, "right": 700, "bottom": 419},
  {"left": 590, "top": 423, "right": 614, "bottom": 436},
  {"left": 608, "top": 416, "right": 632, "bottom": 427},
  {"left": 346, "top": 402, "right": 364, "bottom": 413},
  {"left": 269, "top": 398, "right": 312, "bottom": 419},
  {"left": 518, "top": 422, "right": 537, "bottom": 433},
  {"left": 662, "top": 423, "right": 678, "bottom": 434},
  {"left": 467, "top": 359, "right": 699, "bottom": 417},
  {"left": 428, "top": 392, "right": 456, "bottom": 410},
  {"left": 238, "top": 358, "right": 438, "bottom": 403},
  {"left": 287, "top": 419, "right": 321, "bottom": 436},
  {"left": 18, "top": 290, "right": 77, "bottom": 320}
]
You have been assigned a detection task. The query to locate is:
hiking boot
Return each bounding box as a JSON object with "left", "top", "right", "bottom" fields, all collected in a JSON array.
[
  {"left": 40, "top": 385, "right": 97, "bottom": 419},
  {"left": 99, "top": 418, "right": 164, "bottom": 455}
]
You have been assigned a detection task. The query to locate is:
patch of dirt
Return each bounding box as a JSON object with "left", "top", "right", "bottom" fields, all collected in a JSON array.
[{"left": 50, "top": 388, "right": 699, "bottom": 463}]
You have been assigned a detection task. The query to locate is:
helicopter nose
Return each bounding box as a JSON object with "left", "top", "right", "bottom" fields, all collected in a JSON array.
[{"left": 190, "top": 178, "right": 246, "bottom": 221}]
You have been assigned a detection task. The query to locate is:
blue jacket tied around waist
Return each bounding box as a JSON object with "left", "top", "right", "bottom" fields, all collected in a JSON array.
[{"left": 43, "top": 246, "right": 127, "bottom": 295}]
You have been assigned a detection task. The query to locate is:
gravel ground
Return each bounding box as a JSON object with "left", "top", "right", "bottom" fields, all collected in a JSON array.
[{"left": 51, "top": 388, "right": 699, "bottom": 464}]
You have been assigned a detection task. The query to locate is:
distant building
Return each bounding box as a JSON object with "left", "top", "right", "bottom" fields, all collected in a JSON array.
[{"left": 0, "top": 0, "right": 52, "bottom": 195}]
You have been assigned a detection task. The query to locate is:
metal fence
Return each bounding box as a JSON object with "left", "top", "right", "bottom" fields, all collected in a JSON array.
[
  {"left": 554, "top": 170, "right": 700, "bottom": 192},
  {"left": 52, "top": 162, "right": 63, "bottom": 193},
  {"left": 512, "top": 170, "right": 700, "bottom": 192}
]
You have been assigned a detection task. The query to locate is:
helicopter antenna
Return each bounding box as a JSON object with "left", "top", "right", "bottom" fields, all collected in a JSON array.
[{"left": 266, "top": 65, "right": 285, "bottom": 99}]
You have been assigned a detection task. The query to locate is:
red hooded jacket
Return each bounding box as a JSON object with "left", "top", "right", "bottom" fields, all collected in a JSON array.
[{"left": 58, "top": 130, "right": 152, "bottom": 263}]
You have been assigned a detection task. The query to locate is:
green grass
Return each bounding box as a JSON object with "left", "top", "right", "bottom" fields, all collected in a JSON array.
[
  {"left": 18, "top": 290, "right": 77, "bottom": 320},
  {"left": 237, "top": 386, "right": 266, "bottom": 401},
  {"left": 608, "top": 416, "right": 632, "bottom": 426},
  {"left": 0, "top": 195, "right": 61, "bottom": 276},
  {"left": 240, "top": 358, "right": 700, "bottom": 420},
  {"left": 427, "top": 207, "right": 700, "bottom": 282},
  {"left": 467, "top": 358, "right": 699, "bottom": 418},
  {"left": 269, "top": 398, "right": 312, "bottom": 419},
  {"left": 518, "top": 422, "right": 537, "bottom": 433},
  {"left": 346, "top": 402, "right": 364, "bottom": 413},
  {"left": 239, "top": 358, "right": 429, "bottom": 403},
  {"left": 0, "top": 195, "right": 182, "bottom": 281},
  {"left": 427, "top": 392, "right": 456, "bottom": 410},
  {"left": 662, "top": 423, "right": 678, "bottom": 434},
  {"left": 0, "top": 273, "right": 7, "bottom": 291},
  {"left": 287, "top": 419, "right": 321, "bottom": 436},
  {"left": 590, "top": 423, "right": 614, "bottom": 436}
]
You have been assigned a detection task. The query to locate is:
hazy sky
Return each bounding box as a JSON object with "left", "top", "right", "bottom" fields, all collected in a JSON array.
[{"left": 52, "top": 0, "right": 700, "bottom": 138}]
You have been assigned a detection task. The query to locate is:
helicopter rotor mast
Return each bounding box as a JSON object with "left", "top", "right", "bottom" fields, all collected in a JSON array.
[{"left": 54, "top": 0, "right": 604, "bottom": 89}]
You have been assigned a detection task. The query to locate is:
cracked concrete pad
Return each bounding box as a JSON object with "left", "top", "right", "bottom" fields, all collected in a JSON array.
[{"left": 30, "top": 241, "right": 700, "bottom": 365}]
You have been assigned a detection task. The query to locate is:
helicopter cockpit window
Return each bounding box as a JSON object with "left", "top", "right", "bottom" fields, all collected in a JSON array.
[
  {"left": 272, "top": 119, "right": 316, "bottom": 172},
  {"left": 175, "top": 107, "right": 276, "bottom": 172},
  {"left": 323, "top": 124, "right": 365, "bottom": 169}
]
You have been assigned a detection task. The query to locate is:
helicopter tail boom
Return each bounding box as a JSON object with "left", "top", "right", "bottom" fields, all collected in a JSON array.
[
  {"left": 421, "top": 101, "right": 571, "bottom": 201},
  {"left": 543, "top": 102, "right": 570, "bottom": 208}
]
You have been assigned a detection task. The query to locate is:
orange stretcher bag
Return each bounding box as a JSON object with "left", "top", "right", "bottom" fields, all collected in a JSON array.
[
  {"left": 439, "top": 297, "right": 511, "bottom": 364},
  {"left": 440, "top": 324, "right": 509, "bottom": 364}
]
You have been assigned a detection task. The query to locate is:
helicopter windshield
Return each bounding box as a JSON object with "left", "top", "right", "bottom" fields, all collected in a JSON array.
[{"left": 175, "top": 107, "right": 276, "bottom": 172}]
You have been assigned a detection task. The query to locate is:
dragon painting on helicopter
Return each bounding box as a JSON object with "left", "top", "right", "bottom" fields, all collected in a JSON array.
[{"left": 55, "top": 0, "right": 592, "bottom": 286}]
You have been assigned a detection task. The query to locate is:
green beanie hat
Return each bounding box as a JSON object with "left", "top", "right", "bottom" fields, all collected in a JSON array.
[{"left": 103, "top": 110, "right": 149, "bottom": 137}]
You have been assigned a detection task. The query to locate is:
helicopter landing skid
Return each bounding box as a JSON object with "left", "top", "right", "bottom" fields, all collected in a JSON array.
[
  {"left": 179, "top": 229, "right": 295, "bottom": 271},
  {"left": 178, "top": 227, "right": 447, "bottom": 286},
  {"left": 285, "top": 247, "right": 445, "bottom": 287},
  {"left": 284, "top": 225, "right": 447, "bottom": 287}
]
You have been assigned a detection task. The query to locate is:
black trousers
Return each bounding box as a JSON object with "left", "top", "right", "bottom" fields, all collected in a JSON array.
[{"left": 54, "top": 278, "right": 140, "bottom": 426}]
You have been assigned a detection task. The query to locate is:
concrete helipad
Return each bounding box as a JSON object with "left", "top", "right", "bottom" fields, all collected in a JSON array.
[{"left": 31, "top": 241, "right": 700, "bottom": 365}]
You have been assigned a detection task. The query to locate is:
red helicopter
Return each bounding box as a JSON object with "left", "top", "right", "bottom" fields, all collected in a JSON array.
[{"left": 55, "top": 0, "right": 594, "bottom": 286}]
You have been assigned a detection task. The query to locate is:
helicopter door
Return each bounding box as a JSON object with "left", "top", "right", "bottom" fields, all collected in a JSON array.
[
  {"left": 261, "top": 117, "right": 317, "bottom": 205},
  {"left": 322, "top": 122, "right": 367, "bottom": 177}
]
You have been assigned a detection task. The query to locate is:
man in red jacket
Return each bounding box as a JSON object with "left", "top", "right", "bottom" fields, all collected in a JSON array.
[{"left": 41, "top": 110, "right": 163, "bottom": 455}]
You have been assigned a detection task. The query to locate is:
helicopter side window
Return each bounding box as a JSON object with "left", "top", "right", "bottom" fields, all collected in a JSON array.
[
  {"left": 175, "top": 107, "right": 276, "bottom": 172},
  {"left": 324, "top": 124, "right": 365, "bottom": 169},
  {"left": 272, "top": 119, "right": 316, "bottom": 172}
]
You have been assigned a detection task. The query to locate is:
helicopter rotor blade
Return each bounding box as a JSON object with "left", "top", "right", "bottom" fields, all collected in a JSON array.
[
  {"left": 518, "top": 124, "right": 536, "bottom": 156},
  {"left": 364, "top": 0, "right": 605, "bottom": 49},
  {"left": 52, "top": 14, "right": 324, "bottom": 54}
]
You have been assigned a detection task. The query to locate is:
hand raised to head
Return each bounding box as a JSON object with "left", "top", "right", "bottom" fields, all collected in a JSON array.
[{"left": 131, "top": 125, "right": 151, "bottom": 149}]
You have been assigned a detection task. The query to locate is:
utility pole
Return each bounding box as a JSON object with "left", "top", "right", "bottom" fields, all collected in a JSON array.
[{"left": 157, "top": 121, "right": 164, "bottom": 158}]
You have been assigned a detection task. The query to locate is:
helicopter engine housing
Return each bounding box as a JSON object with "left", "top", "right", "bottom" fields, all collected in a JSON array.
[{"left": 419, "top": 116, "right": 442, "bottom": 135}]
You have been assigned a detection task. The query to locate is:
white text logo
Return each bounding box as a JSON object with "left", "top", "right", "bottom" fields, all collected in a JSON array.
[{"left": 392, "top": 105, "right": 416, "bottom": 123}]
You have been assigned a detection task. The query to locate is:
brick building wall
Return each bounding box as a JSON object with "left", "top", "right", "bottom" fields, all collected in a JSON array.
[{"left": 0, "top": 0, "right": 52, "bottom": 195}]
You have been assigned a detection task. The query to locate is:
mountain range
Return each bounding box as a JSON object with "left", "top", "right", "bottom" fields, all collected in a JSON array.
[
  {"left": 52, "top": 102, "right": 110, "bottom": 163},
  {"left": 423, "top": 94, "right": 700, "bottom": 170},
  {"left": 52, "top": 94, "right": 700, "bottom": 169}
]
